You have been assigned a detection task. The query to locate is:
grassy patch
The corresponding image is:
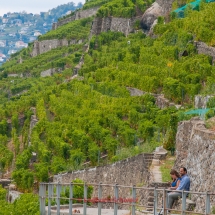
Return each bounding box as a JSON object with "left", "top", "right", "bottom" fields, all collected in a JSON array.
[{"left": 160, "top": 156, "right": 175, "bottom": 182}]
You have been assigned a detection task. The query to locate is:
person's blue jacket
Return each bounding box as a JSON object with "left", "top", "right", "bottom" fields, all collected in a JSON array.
[{"left": 176, "top": 174, "right": 190, "bottom": 191}]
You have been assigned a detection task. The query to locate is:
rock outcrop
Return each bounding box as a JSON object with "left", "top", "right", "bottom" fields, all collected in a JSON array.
[
  {"left": 175, "top": 117, "right": 215, "bottom": 212},
  {"left": 141, "top": 0, "right": 174, "bottom": 31},
  {"left": 195, "top": 41, "right": 215, "bottom": 64}
]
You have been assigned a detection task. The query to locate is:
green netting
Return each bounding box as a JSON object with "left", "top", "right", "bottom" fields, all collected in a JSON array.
[
  {"left": 185, "top": 108, "right": 210, "bottom": 115},
  {"left": 173, "top": 0, "right": 215, "bottom": 18}
]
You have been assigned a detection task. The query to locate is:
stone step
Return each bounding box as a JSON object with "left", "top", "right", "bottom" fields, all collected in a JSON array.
[
  {"left": 147, "top": 202, "right": 154, "bottom": 207},
  {"left": 148, "top": 193, "right": 154, "bottom": 197},
  {"left": 146, "top": 207, "right": 153, "bottom": 211},
  {"left": 147, "top": 197, "right": 154, "bottom": 202}
]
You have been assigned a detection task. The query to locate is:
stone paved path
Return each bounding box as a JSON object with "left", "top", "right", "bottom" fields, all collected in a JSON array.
[{"left": 151, "top": 160, "right": 162, "bottom": 182}]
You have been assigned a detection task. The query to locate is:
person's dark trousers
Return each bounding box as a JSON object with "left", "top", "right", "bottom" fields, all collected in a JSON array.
[{"left": 167, "top": 192, "right": 182, "bottom": 209}]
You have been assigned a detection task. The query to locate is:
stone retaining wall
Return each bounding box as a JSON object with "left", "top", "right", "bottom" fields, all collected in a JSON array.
[
  {"left": 175, "top": 117, "right": 215, "bottom": 212},
  {"left": 32, "top": 39, "right": 68, "bottom": 57},
  {"left": 31, "top": 39, "right": 83, "bottom": 57},
  {"left": 40, "top": 68, "right": 63, "bottom": 77},
  {"left": 52, "top": 7, "right": 99, "bottom": 30},
  {"left": 54, "top": 153, "right": 153, "bottom": 207},
  {"left": 90, "top": 16, "right": 142, "bottom": 37},
  {"left": 195, "top": 41, "right": 215, "bottom": 64},
  {"left": 126, "top": 87, "right": 179, "bottom": 109},
  {"left": 194, "top": 95, "right": 213, "bottom": 109}
]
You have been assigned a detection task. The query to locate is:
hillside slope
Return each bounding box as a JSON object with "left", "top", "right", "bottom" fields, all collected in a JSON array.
[{"left": 0, "top": 0, "right": 214, "bottom": 207}]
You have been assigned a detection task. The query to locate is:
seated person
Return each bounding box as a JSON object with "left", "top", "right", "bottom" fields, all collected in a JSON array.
[
  {"left": 169, "top": 169, "right": 181, "bottom": 190},
  {"left": 167, "top": 167, "right": 190, "bottom": 210}
]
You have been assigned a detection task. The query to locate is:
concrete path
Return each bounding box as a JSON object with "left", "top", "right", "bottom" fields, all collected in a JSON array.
[
  {"left": 151, "top": 160, "right": 162, "bottom": 182},
  {"left": 47, "top": 207, "right": 130, "bottom": 215}
]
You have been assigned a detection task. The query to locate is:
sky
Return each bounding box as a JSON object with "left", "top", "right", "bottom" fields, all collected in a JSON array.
[{"left": 0, "top": 0, "right": 85, "bottom": 16}]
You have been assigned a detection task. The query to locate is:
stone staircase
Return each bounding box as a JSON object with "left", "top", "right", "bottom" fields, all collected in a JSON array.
[
  {"left": 143, "top": 153, "right": 154, "bottom": 167},
  {"left": 145, "top": 147, "right": 169, "bottom": 211},
  {"left": 146, "top": 182, "right": 169, "bottom": 211}
]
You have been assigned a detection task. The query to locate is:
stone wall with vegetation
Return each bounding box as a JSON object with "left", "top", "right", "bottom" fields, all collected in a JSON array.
[
  {"left": 194, "top": 95, "right": 213, "bottom": 109},
  {"left": 90, "top": 16, "right": 142, "bottom": 36},
  {"left": 127, "top": 87, "right": 178, "bottom": 109},
  {"left": 54, "top": 153, "right": 153, "bottom": 207},
  {"left": 31, "top": 39, "right": 68, "bottom": 57},
  {"left": 52, "top": 7, "right": 99, "bottom": 30},
  {"left": 195, "top": 41, "right": 215, "bottom": 64},
  {"left": 175, "top": 117, "right": 215, "bottom": 212},
  {"left": 31, "top": 39, "right": 83, "bottom": 57}
]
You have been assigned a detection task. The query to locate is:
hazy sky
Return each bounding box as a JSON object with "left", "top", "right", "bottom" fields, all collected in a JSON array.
[{"left": 0, "top": 0, "right": 85, "bottom": 16}]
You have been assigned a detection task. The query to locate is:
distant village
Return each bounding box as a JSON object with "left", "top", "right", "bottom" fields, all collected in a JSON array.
[{"left": 0, "top": 2, "right": 82, "bottom": 65}]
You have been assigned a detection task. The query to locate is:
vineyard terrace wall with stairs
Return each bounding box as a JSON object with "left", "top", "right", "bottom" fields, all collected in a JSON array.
[{"left": 53, "top": 153, "right": 153, "bottom": 207}]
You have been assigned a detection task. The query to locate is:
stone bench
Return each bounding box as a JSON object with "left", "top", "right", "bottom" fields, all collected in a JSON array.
[
  {"left": 173, "top": 198, "right": 196, "bottom": 211},
  {"left": 185, "top": 199, "right": 196, "bottom": 211}
]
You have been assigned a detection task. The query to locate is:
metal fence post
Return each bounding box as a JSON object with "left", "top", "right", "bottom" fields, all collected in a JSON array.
[
  {"left": 163, "top": 189, "right": 167, "bottom": 215},
  {"left": 205, "top": 192, "right": 211, "bottom": 215},
  {"left": 154, "top": 187, "right": 158, "bottom": 215},
  {"left": 98, "top": 183, "right": 102, "bottom": 215},
  {"left": 57, "top": 182, "right": 61, "bottom": 215},
  {"left": 39, "top": 183, "right": 43, "bottom": 215},
  {"left": 39, "top": 183, "right": 46, "bottom": 215},
  {"left": 132, "top": 185, "right": 136, "bottom": 215},
  {"left": 182, "top": 190, "right": 186, "bottom": 215},
  {"left": 48, "top": 183, "right": 52, "bottom": 215},
  {"left": 69, "top": 183, "right": 73, "bottom": 215},
  {"left": 114, "top": 184, "right": 119, "bottom": 215},
  {"left": 83, "top": 183, "right": 88, "bottom": 215}
]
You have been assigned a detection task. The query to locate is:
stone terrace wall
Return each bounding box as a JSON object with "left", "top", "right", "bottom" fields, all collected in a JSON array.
[
  {"left": 40, "top": 68, "right": 63, "bottom": 77},
  {"left": 54, "top": 153, "right": 153, "bottom": 207},
  {"left": 195, "top": 41, "right": 215, "bottom": 64},
  {"left": 127, "top": 87, "right": 179, "bottom": 109},
  {"left": 194, "top": 95, "right": 213, "bottom": 109},
  {"left": 52, "top": 7, "right": 99, "bottom": 30},
  {"left": 175, "top": 117, "right": 215, "bottom": 212},
  {"left": 90, "top": 16, "right": 142, "bottom": 37},
  {"left": 32, "top": 39, "right": 68, "bottom": 57},
  {"left": 31, "top": 39, "right": 83, "bottom": 57},
  {"left": 52, "top": 16, "right": 76, "bottom": 30},
  {"left": 75, "top": 7, "right": 99, "bottom": 20}
]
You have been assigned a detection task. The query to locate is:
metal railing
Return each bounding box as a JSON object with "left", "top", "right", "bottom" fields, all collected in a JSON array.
[{"left": 39, "top": 182, "right": 215, "bottom": 215}]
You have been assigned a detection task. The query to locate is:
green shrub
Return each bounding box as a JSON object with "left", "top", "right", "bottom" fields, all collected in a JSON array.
[{"left": 206, "top": 109, "right": 215, "bottom": 120}]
